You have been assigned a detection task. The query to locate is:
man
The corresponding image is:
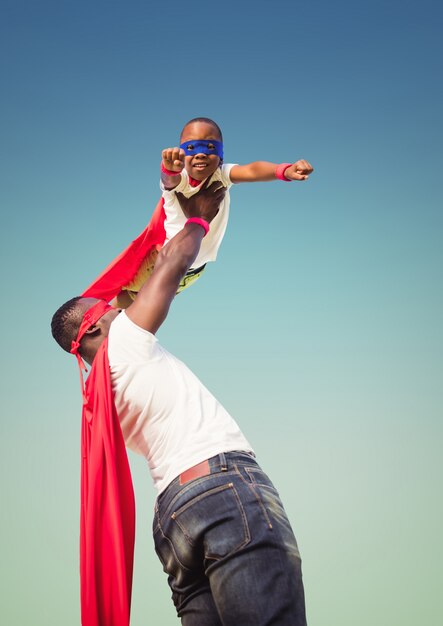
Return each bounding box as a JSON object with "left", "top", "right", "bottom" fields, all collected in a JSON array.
[{"left": 51, "top": 182, "right": 307, "bottom": 625}]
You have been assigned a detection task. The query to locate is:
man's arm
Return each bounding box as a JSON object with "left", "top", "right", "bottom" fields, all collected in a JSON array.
[
  {"left": 230, "top": 159, "right": 314, "bottom": 183},
  {"left": 125, "top": 181, "right": 225, "bottom": 333}
]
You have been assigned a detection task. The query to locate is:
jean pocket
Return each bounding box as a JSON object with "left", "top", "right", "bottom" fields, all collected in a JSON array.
[
  {"left": 245, "top": 467, "right": 278, "bottom": 490},
  {"left": 171, "top": 482, "right": 251, "bottom": 562}
]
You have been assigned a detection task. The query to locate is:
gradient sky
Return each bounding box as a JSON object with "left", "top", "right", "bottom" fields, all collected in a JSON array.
[{"left": 1, "top": 1, "right": 442, "bottom": 624}]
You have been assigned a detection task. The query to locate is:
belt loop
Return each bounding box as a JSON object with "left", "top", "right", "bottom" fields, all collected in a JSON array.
[{"left": 219, "top": 452, "right": 227, "bottom": 471}]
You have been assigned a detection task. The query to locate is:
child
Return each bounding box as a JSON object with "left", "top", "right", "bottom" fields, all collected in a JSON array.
[{"left": 84, "top": 117, "right": 313, "bottom": 306}]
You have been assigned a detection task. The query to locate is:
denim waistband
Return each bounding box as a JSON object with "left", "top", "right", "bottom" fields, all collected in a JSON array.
[
  {"left": 206, "top": 450, "right": 257, "bottom": 472},
  {"left": 155, "top": 450, "right": 258, "bottom": 513}
]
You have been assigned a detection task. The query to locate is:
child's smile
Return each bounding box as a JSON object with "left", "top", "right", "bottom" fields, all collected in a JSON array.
[
  {"left": 181, "top": 121, "right": 222, "bottom": 181},
  {"left": 187, "top": 156, "right": 219, "bottom": 181}
]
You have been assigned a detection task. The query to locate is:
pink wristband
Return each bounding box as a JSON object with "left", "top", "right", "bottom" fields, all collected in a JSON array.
[
  {"left": 185, "top": 217, "right": 210, "bottom": 236},
  {"left": 275, "top": 163, "right": 293, "bottom": 181},
  {"left": 161, "top": 162, "right": 182, "bottom": 177}
]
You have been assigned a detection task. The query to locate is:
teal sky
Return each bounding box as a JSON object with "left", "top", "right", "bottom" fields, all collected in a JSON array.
[{"left": 1, "top": 1, "right": 442, "bottom": 624}]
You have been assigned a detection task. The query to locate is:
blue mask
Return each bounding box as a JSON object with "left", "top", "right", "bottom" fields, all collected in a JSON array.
[{"left": 180, "top": 139, "right": 224, "bottom": 160}]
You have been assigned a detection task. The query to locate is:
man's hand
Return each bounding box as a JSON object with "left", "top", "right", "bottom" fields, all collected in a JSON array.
[
  {"left": 126, "top": 181, "right": 226, "bottom": 334},
  {"left": 283, "top": 160, "right": 314, "bottom": 181},
  {"left": 162, "top": 147, "right": 186, "bottom": 173},
  {"left": 176, "top": 181, "right": 226, "bottom": 223}
]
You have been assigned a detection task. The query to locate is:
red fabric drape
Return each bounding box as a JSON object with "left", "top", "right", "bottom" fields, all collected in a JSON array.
[
  {"left": 80, "top": 338, "right": 135, "bottom": 626},
  {"left": 82, "top": 199, "right": 167, "bottom": 301},
  {"left": 77, "top": 198, "right": 167, "bottom": 624}
]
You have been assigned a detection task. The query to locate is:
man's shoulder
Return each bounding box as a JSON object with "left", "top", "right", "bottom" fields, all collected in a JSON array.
[
  {"left": 110, "top": 311, "right": 156, "bottom": 337},
  {"left": 108, "top": 312, "right": 159, "bottom": 365}
]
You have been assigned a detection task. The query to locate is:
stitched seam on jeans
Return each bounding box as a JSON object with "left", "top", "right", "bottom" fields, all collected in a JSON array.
[
  {"left": 172, "top": 483, "right": 237, "bottom": 549},
  {"left": 172, "top": 482, "right": 251, "bottom": 557},
  {"left": 160, "top": 469, "right": 240, "bottom": 522},
  {"left": 245, "top": 467, "right": 278, "bottom": 491},
  {"left": 156, "top": 512, "right": 193, "bottom": 572},
  {"left": 152, "top": 507, "right": 161, "bottom": 534},
  {"left": 205, "top": 483, "right": 251, "bottom": 560},
  {"left": 172, "top": 482, "right": 236, "bottom": 517},
  {"left": 238, "top": 465, "right": 274, "bottom": 530}
]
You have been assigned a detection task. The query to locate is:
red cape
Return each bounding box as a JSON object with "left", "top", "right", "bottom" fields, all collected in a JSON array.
[
  {"left": 78, "top": 200, "right": 167, "bottom": 624},
  {"left": 81, "top": 338, "right": 135, "bottom": 626},
  {"left": 82, "top": 199, "right": 167, "bottom": 301}
]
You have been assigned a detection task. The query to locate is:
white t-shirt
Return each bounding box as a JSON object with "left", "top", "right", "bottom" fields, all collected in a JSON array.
[
  {"left": 107, "top": 312, "right": 254, "bottom": 494},
  {"left": 161, "top": 164, "right": 235, "bottom": 270}
]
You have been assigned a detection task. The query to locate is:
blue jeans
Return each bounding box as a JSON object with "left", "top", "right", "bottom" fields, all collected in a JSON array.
[{"left": 153, "top": 452, "right": 307, "bottom": 625}]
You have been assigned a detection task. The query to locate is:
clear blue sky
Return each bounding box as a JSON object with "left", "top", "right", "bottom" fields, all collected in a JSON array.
[{"left": 1, "top": 1, "right": 442, "bottom": 624}]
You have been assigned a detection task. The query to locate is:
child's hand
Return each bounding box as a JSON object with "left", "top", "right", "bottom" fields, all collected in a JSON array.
[
  {"left": 283, "top": 160, "right": 314, "bottom": 181},
  {"left": 162, "top": 147, "right": 186, "bottom": 173}
]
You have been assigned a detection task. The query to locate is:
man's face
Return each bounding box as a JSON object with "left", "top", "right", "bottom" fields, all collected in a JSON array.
[{"left": 180, "top": 121, "right": 222, "bottom": 181}]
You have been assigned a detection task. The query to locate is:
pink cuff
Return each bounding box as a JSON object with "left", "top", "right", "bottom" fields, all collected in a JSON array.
[
  {"left": 161, "top": 162, "right": 182, "bottom": 176},
  {"left": 185, "top": 217, "right": 210, "bottom": 236},
  {"left": 275, "top": 163, "right": 293, "bottom": 181}
]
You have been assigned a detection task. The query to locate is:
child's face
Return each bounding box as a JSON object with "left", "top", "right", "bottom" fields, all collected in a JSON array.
[{"left": 180, "top": 121, "right": 222, "bottom": 181}]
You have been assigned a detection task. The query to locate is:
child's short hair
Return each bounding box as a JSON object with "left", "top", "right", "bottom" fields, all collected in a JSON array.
[{"left": 181, "top": 117, "right": 223, "bottom": 141}]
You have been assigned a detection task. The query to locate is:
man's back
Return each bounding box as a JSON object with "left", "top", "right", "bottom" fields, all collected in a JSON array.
[{"left": 108, "top": 311, "right": 254, "bottom": 493}]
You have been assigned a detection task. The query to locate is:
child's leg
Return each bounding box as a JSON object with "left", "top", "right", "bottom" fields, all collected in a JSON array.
[
  {"left": 123, "top": 248, "right": 159, "bottom": 293},
  {"left": 118, "top": 249, "right": 207, "bottom": 304},
  {"left": 111, "top": 290, "right": 136, "bottom": 309},
  {"left": 176, "top": 264, "right": 207, "bottom": 294}
]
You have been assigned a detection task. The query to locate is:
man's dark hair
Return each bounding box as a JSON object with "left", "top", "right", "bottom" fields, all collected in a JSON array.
[
  {"left": 181, "top": 117, "right": 223, "bottom": 141},
  {"left": 51, "top": 296, "right": 83, "bottom": 353}
]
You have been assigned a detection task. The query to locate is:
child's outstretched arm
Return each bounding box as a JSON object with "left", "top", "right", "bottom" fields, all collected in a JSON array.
[
  {"left": 230, "top": 160, "right": 313, "bottom": 183},
  {"left": 161, "top": 147, "right": 186, "bottom": 190}
]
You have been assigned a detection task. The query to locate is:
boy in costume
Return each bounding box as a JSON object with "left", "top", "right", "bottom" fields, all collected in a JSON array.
[{"left": 83, "top": 117, "right": 313, "bottom": 306}]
